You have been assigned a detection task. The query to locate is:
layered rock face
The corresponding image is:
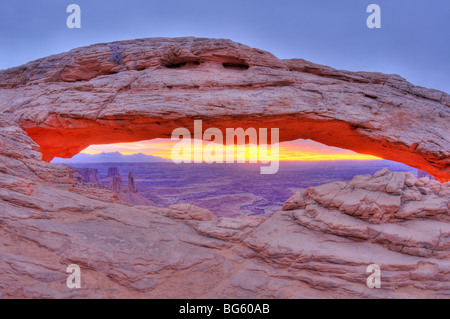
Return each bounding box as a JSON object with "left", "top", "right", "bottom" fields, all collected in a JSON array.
[
  {"left": 0, "top": 37, "right": 448, "bottom": 181},
  {"left": 0, "top": 38, "right": 449, "bottom": 299},
  {"left": 68, "top": 167, "right": 105, "bottom": 189},
  {"left": 126, "top": 171, "right": 138, "bottom": 194},
  {"left": 282, "top": 169, "right": 449, "bottom": 260},
  {"left": 105, "top": 167, "right": 122, "bottom": 181},
  {"left": 108, "top": 175, "right": 123, "bottom": 194},
  {"left": 76, "top": 168, "right": 102, "bottom": 185},
  {"left": 1, "top": 124, "right": 449, "bottom": 298}
]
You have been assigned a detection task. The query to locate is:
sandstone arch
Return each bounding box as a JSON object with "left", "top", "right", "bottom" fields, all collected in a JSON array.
[{"left": 0, "top": 37, "right": 448, "bottom": 181}]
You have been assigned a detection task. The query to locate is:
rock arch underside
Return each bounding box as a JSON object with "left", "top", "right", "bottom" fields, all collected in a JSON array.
[{"left": 0, "top": 38, "right": 449, "bottom": 298}]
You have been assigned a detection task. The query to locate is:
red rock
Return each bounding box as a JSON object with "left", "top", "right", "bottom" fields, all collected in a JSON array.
[
  {"left": 77, "top": 168, "right": 102, "bottom": 184},
  {"left": 108, "top": 175, "right": 123, "bottom": 194},
  {"left": 126, "top": 171, "right": 138, "bottom": 193},
  {"left": 104, "top": 169, "right": 154, "bottom": 206},
  {"left": 0, "top": 38, "right": 448, "bottom": 181},
  {"left": 0, "top": 39, "right": 449, "bottom": 299},
  {"left": 285, "top": 169, "right": 449, "bottom": 224}
]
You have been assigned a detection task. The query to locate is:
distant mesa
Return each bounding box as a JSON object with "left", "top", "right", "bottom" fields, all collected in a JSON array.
[
  {"left": 67, "top": 166, "right": 105, "bottom": 189},
  {"left": 76, "top": 168, "right": 102, "bottom": 184},
  {"left": 68, "top": 164, "right": 154, "bottom": 206},
  {"left": 112, "top": 169, "right": 154, "bottom": 206},
  {"left": 52, "top": 151, "right": 170, "bottom": 164},
  {"left": 106, "top": 167, "right": 122, "bottom": 178},
  {"left": 103, "top": 166, "right": 122, "bottom": 183}
]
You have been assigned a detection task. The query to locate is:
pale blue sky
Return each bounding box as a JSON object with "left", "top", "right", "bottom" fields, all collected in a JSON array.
[{"left": 1, "top": 0, "right": 449, "bottom": 93}]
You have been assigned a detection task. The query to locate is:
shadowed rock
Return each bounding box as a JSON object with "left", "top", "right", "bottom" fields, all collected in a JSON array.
[
  {"left": 282, "top": 169, "right": 450, "bottom": 259},
  {"left": 105, "top": 167, "right": 121, "bottom": 179},
  {"left": 108, "top": 175, "right": 123, "bottom": 194},
  {"left": 103, "top": 169, "right": 154, "bottom": 206},
  {"left": 0, "top": 121, "right": 449, "bottom": 297},
  {"left": 126, "top": 171, "right": 138, "bottom": 193},
  {"left": 76, "top": 168, "right": 102, "bottom": 184}
]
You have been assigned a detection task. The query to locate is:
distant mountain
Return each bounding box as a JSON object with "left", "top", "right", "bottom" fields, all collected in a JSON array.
[{"left": 51, "top": 152, "right": 170, "bottom": 164}]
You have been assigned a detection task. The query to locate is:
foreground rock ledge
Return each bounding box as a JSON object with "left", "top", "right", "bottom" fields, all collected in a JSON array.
[
  {"left": 0, "top": 118, "right": 449, "bottom": 298},
  {"left": 0, "top": 38, "right": 449, "bottom": 298},
  {"left": 0, "top": 37, "right": 448, "bottom": 181}
]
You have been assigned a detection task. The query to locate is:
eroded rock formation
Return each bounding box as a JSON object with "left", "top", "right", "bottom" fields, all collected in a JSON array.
[
  {"left": 0, "top": 37, "right": 448, "bottom": 181},
  {"left": 103, "top": 167, "right": 122, "bottom": 182},
  {"left": 126, "top": 171, "right": 138, "bottom": 194},
  {"left": 0, "top": 121, "right": 449, "bottom": 297},
  {"left": 282, "top": 169, "right": 449, "bottom": 259},
  {"left": 108, "top": 175, "right": 123, "bottom": 194},
  {"left": 102, "top": 168, "right": 153, "bottom": 206},
  {"left": 0, "top": 38, "right": 449, "bottom": 299},
  {"left": 76, "top": 168, "right": 102, "bottom": 185}
]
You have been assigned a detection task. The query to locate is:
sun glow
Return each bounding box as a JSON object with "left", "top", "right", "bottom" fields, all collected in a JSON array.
[{"left": 81, "top": 139, "right": 380, "bottom": 161}]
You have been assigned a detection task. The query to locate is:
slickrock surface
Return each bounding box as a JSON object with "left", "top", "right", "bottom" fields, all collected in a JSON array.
[
  {"left": 0, "top": 114, "right": 449, "bottom": 298},
  {"left": 68, "top": 167, "right": 104, "bottom": 188},
  {"left": 126, "top": 171, "right": 138, "bottom": 194},
  {"left": 0, "top": 37, "right": 448, "bottom": 181},
  {"left": 0, "top": 38, "right": 449, "bottom": 298},
  {"left": 282, "top": 169, "right": 450, "bottom": 260}
]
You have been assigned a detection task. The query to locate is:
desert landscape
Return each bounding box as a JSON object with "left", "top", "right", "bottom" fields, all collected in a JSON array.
[
  {"left": 61, "top": 159, "right": 416, "bottom": 217},
  {"left": 0, "top": 37, "right": 449, "bottom": 299}
]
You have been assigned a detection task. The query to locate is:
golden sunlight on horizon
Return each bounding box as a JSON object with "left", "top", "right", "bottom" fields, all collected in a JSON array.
[{"left": 80, "top": 139, "right": 381, "bottom": 161}]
